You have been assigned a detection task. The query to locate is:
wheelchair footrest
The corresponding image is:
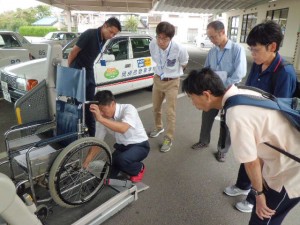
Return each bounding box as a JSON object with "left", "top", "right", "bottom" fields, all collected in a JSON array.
[{"left": 104, "top": 179, "right": 133, "bottom": 188}]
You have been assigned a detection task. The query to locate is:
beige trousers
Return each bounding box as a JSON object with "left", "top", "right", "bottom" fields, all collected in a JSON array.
[{"left": 152, "top": 75, "right": 180, "bottom": 140}]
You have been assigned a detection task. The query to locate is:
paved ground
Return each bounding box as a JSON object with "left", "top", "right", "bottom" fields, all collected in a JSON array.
[{"left": 0, "top": 44, "right": 299, "bottom": 224}]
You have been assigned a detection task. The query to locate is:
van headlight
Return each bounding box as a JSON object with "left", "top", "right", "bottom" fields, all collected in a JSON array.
[
  {"left": 16, "top": 77, "right": 26, "bottom": 91},
  {"left": 26, "top": 79, "right": 38, "bottom": 91}
]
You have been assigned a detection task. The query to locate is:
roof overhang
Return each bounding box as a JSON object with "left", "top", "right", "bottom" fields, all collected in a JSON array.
[
  {"left": 37, "top": 0, "right": 156, "bottom": 13},
  {"left": 36, "top": 0, "right": 279, "bottom": 14},
  {"left": 153, "top": 0, "right": 278, "bottom": 14}
]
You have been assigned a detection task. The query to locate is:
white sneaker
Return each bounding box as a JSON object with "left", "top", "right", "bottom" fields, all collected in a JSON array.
[
  {"left": 235, "top": 200, "right": 254, "bottom": 213},
  {"left": 224, "top": 185, "right": 250, "bottom": 196}
]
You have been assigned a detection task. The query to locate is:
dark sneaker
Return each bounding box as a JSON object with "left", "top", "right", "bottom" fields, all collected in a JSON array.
[
  {"left": 191, "top": 142, "right": 209, "bottom": 149},
  {"left": 149, "top": 128, "right": 164, "bottom": 138},
  {"left": 216, "top": 151, "right": 226, "bottom": 162},
  {"left": 130, "top": 165, "right": 145, "bottom": 183}
]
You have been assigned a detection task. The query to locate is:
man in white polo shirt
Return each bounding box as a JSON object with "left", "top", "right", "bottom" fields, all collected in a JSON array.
[
  {"left": 182, "top": 68, "right": 300, "bottom": 225},
  {"left": 83, "top": 90, "right": 150, "bottom": 183},
  {"left": 149, "top": 21, "right": 189, "bottom": 153}
]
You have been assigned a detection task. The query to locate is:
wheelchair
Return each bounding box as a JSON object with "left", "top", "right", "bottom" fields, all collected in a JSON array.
[{"left": 0, "top": 64, "right": 112, "bottom": 218}]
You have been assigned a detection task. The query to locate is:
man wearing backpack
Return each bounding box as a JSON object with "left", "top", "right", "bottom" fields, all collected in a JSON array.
[
  {"left": 223, "top": 21, "right": 297, "bottom": 213},
  {"left": 182, "top": 68, "right": 300, "bottom": 225}
]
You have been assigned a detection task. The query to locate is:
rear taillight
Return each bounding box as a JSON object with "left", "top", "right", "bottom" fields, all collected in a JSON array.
[{"left": 26, "top": 79, "right": 38, "bottom": 91}]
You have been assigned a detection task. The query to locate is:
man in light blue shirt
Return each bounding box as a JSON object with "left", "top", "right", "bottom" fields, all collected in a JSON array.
[{"left": 191, "top": 21, "right": 247, "bottom": 162}]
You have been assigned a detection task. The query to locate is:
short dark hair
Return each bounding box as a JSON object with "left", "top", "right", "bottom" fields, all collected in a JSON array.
[
  {"left": 246, "top": 20, "right": 283, "bottom": 52},
  {"left": 93, "top": 90, "right": 116, "bottom": 105},
  {"left": 105, "top": 17, "right": 122, "bottom": 32},
  {"left": 207, "top": 21, "right": 225, "bottom": 31},
  {"left": 156, "top": 21, "right": 175, "bottom": 39},
  {"left": 182, "top": 68, "right": 226, "bottom": 96}
]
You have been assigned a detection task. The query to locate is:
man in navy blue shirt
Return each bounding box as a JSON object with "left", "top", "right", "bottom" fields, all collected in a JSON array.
[
  {"left": 224, "top": 21, "right": 297, "bottom": 215},
  {"left": 68, "top": 17, "right": 121, "bottom": 137}
]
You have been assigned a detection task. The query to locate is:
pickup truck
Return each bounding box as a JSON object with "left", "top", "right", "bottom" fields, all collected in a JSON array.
[
  {"left": 0, "top": 31, "right": 48, "bottom": 68},
  {"left": 0, "top": 33, "right": 155, "bottom": 102},
  {"left": 0, "top": 49, "right": 31, "bottom": 68},
  {"left": 38, "top": 31, "right": 79, "bottom": 47}
]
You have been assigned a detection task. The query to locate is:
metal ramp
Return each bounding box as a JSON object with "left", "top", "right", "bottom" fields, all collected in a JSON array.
[{"left": 72, "top": 182, "right": 149, "bottom": 225}]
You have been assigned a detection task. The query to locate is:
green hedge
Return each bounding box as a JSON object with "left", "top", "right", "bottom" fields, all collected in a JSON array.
[{"left": 19, "top": 26, "right": 59, "bottom": 37}]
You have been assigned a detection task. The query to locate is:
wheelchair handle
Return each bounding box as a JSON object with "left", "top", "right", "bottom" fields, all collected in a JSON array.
[{"left": 85, "top": 101, "right": 99, "bottom": 105}]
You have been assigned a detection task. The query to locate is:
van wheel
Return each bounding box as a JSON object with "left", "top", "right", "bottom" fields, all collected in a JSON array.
[
  {"left": 146, "top": 85, "right": 153, "bottom": 91},
  {"left": 200, "top": 43, "right": 205, "bottom": 48}
]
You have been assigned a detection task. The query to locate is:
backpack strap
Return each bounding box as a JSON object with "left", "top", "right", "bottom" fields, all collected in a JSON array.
[
  {"left": 224, "top": 94, "right": 279, "bottom": 113},
  {"left": 264, "top": 142, "right": 300, "bottom": 163},
  {"left": 270, "top": 60, "right": 293, "bottom": 94}
]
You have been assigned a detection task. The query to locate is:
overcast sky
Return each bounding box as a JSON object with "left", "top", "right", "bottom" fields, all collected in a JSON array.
[{"left": 0, "top": 0, "right": 47, "bottom": 13}]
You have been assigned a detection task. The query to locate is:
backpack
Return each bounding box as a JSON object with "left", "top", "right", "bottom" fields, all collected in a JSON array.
[
  {"left": 223, "top": 86, "right": 300, "bottom": 163},
  {"left": 270, "top": 60, "right": 300, "bottom": 98}
]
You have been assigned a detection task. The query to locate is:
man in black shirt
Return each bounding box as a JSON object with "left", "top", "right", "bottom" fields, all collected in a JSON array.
[{"left": 68, "top": 17, "right": 121, "bottom": 136}]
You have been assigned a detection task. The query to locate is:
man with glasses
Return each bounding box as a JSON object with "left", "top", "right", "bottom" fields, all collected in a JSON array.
[
  {"left": 149, "top": 21, "right": 189, "bottom": 152},
  {"left": 191, "top": 20, "right": 247, "bottom": 162},
  {"left": 224, "top": 20, "right": 297, "bottom": 214},
  {"left": 68, "top": 17, "right": 121, "bottom": 137}
]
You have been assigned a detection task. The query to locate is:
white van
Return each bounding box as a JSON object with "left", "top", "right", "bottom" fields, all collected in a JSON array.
[{"left": 1, "top": 33, "right": 155, "bottom": 102}]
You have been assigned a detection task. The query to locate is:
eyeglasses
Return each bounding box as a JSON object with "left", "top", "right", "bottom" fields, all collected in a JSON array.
[
  {"left": 248, "top": 44, "right": 270, "bottom": 54},
  {"left": 156, "top": 35, "right": 170, "bottom": 42},
  {"left": 208, "top": 35, "right": 218, "bottom": 40},
  {"left": 207, "top": 31, "right": 221, "bottom": 40}
]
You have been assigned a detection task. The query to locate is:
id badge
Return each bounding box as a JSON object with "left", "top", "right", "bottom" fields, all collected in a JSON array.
[{"left": 167, "top": 58, "right": 176, "bottom": 67}]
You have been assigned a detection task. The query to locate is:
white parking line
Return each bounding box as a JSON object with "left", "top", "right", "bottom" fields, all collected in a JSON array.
[
  {"left": 137, "top": 92, "right": 186, "bottom": 112},
  {"left": 136, "top": 92, "right": 222, "bottom": 123}
]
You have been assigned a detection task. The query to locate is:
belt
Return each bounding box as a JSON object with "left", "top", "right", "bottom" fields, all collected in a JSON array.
[{"left": 156, "top": 75, "right": 179, "bottom": 81}]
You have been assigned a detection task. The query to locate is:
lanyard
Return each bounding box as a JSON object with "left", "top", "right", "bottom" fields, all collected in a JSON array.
[
  {"left": 159, "top": 41, "right": 172, "bottom": 74},
  {"left": 96, "top": 30, "right": 103, "bottom": 53},
  {"left": 216, "top": 49, "right": 226, "bottom": 67}
]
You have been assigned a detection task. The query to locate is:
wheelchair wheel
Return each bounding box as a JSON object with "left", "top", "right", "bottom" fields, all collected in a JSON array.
[{"left": 48, "top": 137, "right": 112, "bottom": 208}]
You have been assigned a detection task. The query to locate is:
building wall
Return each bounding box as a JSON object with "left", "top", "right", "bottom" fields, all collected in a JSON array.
[
  {"left": 225, "top": 0, "right": 300, "bottom": 61},
  {"left": 157, "top": 13, "right": 211, "bottom": 43}
]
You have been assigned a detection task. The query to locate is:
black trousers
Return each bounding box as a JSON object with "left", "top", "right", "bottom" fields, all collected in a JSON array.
[
  {"left": 249, "top": 187, "right": 300, "bottom": 225},
  {"left": 85, "top": 82, "right": 96, "bottom": 137},
  {"left": 110, "top": 141, "right": 150, "bottom": 178},
  {"left": 199, "top": 109, "right": 231, "bottom": 153}
]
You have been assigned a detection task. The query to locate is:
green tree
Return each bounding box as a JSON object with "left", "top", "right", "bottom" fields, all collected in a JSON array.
[
  {"left": 124, "top": 15, "right": 139, "bottom": 32},
  {"left": 0, "top": 5, "right": 51, "bottom": 31}
]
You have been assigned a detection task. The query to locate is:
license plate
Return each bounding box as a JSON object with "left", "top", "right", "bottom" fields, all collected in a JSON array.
[
  {"left": 1, "top": 81, "right": 11, "bottom": 102},
  {"left": 3, "top": 91, "right": 11, "bottom": 102},
  {"left": 1, "top": 81, "right": 8, "bottom": 92}
]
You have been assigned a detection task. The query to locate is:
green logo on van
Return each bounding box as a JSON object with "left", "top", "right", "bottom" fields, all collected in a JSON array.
[{"left": 104, "top": 68, "right": 119, "bottom": 79}]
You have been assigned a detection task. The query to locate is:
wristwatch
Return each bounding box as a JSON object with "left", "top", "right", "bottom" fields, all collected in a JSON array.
[{"left": 251, "top": 188, "right": 264, "bottom": 196}]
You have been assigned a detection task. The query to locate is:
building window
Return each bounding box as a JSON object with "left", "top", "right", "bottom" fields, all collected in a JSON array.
[
  {"left": 240, "top": 13, "right": 257, "bottom": 43},
  {"left": 228, "top": 16, "right": 239, "bottom": 42},
  {"left": 266, "top": 8, "right": 289, "bottom": 36}
]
